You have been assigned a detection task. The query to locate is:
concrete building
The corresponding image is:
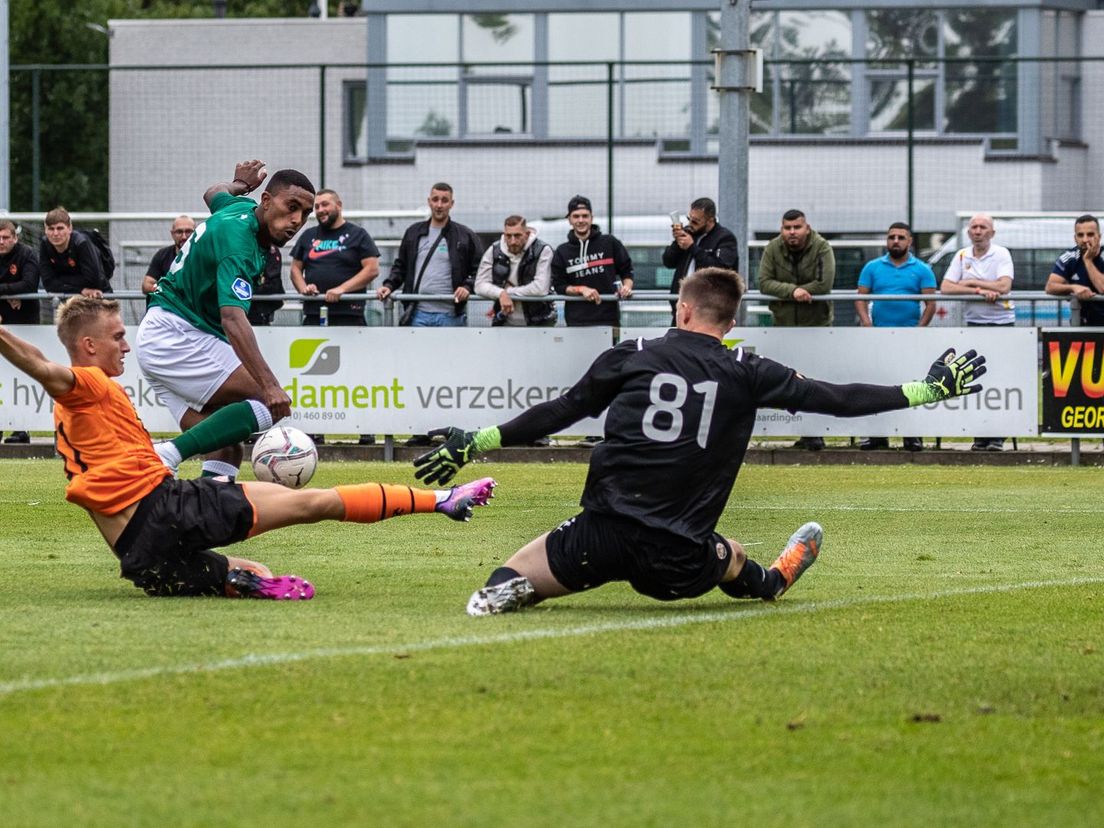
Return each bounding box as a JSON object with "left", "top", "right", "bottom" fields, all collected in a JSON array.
[{"left": 108, "top": 1, "right": 1104, "bottom": 237}]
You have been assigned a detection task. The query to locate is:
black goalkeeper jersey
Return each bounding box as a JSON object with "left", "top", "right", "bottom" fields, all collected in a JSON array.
[{"left": 498, "top": 328, "right": 908, "bottom": 543}]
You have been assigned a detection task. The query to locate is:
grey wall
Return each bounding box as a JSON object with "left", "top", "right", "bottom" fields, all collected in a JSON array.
[{"left": 109, "top": 15, "right": 1101, "bottom": 238}]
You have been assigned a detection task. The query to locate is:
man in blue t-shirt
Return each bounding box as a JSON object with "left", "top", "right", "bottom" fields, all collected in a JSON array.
[
  {"left": 1045, "top": 214, "right": 1104, "bottom": 327},
  {"left": 855, "top": 222, "right": 937, "bottom": 451}
]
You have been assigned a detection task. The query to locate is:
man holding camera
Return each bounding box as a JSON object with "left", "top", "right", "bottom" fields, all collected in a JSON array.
[{"left": 663, "top": 197, "right": 739, "bottom": 324}]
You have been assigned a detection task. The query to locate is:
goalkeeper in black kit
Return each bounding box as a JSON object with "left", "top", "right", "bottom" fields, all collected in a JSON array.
[{"left": 414, "top": 267, "right": 987, "bottom": 616}]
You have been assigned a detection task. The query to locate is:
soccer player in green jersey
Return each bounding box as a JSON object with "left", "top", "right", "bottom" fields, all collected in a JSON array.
[{"left": 136, "top": 161, "right": 315, "bottom": 479}]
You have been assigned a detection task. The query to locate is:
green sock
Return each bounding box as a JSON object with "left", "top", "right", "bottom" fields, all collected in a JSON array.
[{"left": 172, "top": 401, "right": 261, "bottom": 461}]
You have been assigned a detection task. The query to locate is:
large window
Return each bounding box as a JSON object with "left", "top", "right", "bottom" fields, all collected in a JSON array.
[
  {"left": 865, "top": 9, "right": 939, "bottom": 132},
  {"left": 709, "top": 9, "right": 853, "bottom": 136},
  {"left": 344, "top": 7, "right": 1039, "bottom": 161},
  {"left": 387, "top": 15, "right": 460, "bottom": 139},
  {"left": 547, "top": 13, "right": 620, "bottom": 138},
  {"left": 775, "top": 11, "right": 852, "bottom": 135},
  {"left": 460, "top": 14, "right": 535, "bottom": 135},
  {"left": 622, "top": 13, "right": 692, "bottom": 138}
]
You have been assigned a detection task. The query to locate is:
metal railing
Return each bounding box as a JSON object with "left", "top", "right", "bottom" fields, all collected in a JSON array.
[{"left": 9, "top": 289, "right": 1092, "bottom": 329}]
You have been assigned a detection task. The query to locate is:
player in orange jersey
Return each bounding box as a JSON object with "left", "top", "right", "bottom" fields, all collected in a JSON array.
[{"left": 0, "top": 296, "right": 496, "bottom": 600}]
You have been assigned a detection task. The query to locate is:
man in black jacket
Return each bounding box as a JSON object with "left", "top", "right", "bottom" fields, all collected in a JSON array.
[
  {"left": 376, "top": 182, "right": 483, "bottom": 329},
  {"left": 38, "top": 207, "right": 109, "bottom": 298},
  {"left": 377, "top": 182, "right": 483, "bottom": 446},
  {"left": 0, "top": 219, "right": 40, "bottom": 326},
  {"left": 0, "top": 218, "right": 41, "bottom": 443},
  {"left": 551, "top": 195, "right": 634, "bottom": 328},
  {"left": 663, "top": 197, "right": 739, "bottom": 323}
]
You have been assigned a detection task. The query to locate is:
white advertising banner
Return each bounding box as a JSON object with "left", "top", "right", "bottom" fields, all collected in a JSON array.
[
  {"left": 620, "top": 326, "right": 1039, "bottom": 437},
  {"left": 0, "top": 326, "right": 613, "bottom": 434}
]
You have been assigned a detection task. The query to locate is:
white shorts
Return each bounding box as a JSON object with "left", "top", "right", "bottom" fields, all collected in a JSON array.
[{"left": 136, "top": 306, "right": 241, "bottom": 425}]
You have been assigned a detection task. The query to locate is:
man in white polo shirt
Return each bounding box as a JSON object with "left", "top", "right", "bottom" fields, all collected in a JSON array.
[{"left": 939, "top": 212, "right": 1014, "bottom": 451}]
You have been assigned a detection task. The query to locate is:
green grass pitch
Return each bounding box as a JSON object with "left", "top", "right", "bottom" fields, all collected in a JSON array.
[{"left": 1, "top": 459, "right": 1102, "bottom": 827}]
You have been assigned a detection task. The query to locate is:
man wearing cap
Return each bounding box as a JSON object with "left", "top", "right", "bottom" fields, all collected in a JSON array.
[{"left": 551, "top": 195, "right": 634, "bottom": 328}]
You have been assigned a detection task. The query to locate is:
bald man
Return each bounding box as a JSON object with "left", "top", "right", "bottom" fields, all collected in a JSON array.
[
  {"left": 142, "top": 215, "right": 196, "bottom": 295},
  {"left": 939, "top": 212, "right": 1015, "bottom": 450}
]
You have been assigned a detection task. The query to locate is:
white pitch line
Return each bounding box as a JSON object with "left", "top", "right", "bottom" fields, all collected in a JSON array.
[
  {"left": 737, "top": 504, "right": 1104, "bottom": 514},
  {"left": 2, "top": 576, "right": 1102, "bottom": 699}
]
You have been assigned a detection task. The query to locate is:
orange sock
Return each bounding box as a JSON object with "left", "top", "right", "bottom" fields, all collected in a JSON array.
[{"left": 334, "top": 483, "right": 438, "bottom": 523}]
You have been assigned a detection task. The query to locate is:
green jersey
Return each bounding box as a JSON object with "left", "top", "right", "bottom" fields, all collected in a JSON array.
[{"left": 149, "top": 192, "right": 266, "bottom": 341}]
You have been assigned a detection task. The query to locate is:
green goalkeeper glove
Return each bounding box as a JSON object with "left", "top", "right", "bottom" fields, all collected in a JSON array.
[
  {"left": 412, "top": 426, "right": 502, "bottom": 486},
  {"left": 902, "top": 347, "right": 987, "bottom": 406}
]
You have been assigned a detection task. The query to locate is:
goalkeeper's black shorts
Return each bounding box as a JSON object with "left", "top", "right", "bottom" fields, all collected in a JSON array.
[
  {"left": 544, "top": 509, "right": 733, "bottom": 601},
  {"left": 112, "top": 477, "right": 255, "bottom": 597}
]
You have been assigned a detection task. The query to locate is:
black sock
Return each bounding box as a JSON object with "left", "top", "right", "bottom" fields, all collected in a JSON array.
[
  {"left": 719, "top": 559, "right": 784, "bottom": 600},
  {"left": 486, "top": 566, "right": 521, "bottom": 587}
]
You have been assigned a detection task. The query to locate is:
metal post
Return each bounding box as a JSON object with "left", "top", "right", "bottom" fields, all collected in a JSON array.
[
  {"left": 0, "top": 0, "right": 9, "bottom": 210},
  {"left": 607, "top": 61, "right": 615, "bottom": 236},
  {"left": 319, "top": 65, "right": 326, "bottom": 189},
  {"left": 717, "top": 0, "right": 751, "bottom": 286},
  {"left": 907, "top": 58, "right": 915, "bottom": 232},
  {"left": 365, "top": 14, "right": 388, "bottom": 159},
  {"left": 788, "top": 80, "right": 796, "bottom": 134},
  {"left": 31, "top": 68, "right": 40, "bottom": 212},
  {"left": 1071, "top": 437, "right": 1080, "bottom": 467},
  {"left": 532, "top": 13, "right": 549, "bottom": 139}
]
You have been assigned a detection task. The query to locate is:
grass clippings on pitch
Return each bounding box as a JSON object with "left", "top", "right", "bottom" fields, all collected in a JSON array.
[{"left": 0, "top": 460, "right": 1102, "bottom": 827}]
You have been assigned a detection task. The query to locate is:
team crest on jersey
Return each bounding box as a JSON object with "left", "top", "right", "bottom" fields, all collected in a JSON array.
[
  {"left": 231, "top": 278, "right": 253, "bottom": 300},
  {"left": 716, "top": 542, "right": 728, "bottom": 560}
]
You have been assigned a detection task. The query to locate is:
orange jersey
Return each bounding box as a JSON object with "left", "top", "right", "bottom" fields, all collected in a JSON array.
[{"left": 53, "top": 366, "right": 171, "bottom": 515}]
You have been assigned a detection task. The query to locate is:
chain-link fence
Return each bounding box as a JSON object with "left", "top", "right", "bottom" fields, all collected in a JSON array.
[{"left": 9, "top": 54, "right": 1102, "bottom": 293}]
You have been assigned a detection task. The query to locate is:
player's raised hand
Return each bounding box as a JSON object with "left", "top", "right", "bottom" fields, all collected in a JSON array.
[
  {"left": 233, "top": 160, "right": 268, "bottom": 193},
  {"left": 902, "top": 347, "right": 987, "bottom": 406},
  {"left": 413, "top": 427, "right": 477, "bottom": 486}
]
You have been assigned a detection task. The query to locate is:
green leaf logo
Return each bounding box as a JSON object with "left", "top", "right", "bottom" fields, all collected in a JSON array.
[{"left": 290, "top": 339, "right": 328, "bottom": 369}]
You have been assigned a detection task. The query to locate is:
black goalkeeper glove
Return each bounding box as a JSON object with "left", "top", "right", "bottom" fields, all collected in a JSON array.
[
  {"left": 902, "top": 347, "right": 987, "bottom": 406},
  {"left": 412, "top": 426, "right": 502, "bottom": 486}
]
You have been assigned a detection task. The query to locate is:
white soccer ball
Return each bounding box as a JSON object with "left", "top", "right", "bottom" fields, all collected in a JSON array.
[{"left": 251, "top": 426, "right": 318, "bottom": 489}]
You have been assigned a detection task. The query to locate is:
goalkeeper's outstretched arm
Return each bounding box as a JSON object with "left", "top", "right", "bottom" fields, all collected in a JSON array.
[
  {"left": 788, "top": 347, "right": 987, "bottom": 417},
  {"left": 412, "top": 395, "right": 591, "bottom": 486}
]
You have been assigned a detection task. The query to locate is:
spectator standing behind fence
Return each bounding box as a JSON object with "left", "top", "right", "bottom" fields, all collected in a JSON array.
[
  {"left": 1045, "top": 214, "right": 1104, "bottom": 327},
  {"left": 38, "top": 207, "right": 109, "bottom": 299},
  {"left": 378, "top": 182, "right": 482, "bottom": 447},
  {"left": 474, "top": 215, "right": 555, "bottom": 328},
  {"left": 663, "top": 197, "right": 739, "bottom": 324},
  {"left": 552, "top": 195, "right": 634, "bottom": 329},
  {"left": 757, "top": 208, "right": 836, "bottom": 451},
  {"left": 247, "top": 244, "right": 285, "bottom": 327},
  {"left": 377, "top": 182, "right": 481, "bottom": 330},
  {"left": 142, "top": 215, "right": 196, "bottom": 296},
  {"left": 291, "top": 188, "right": 381, "bottom": 446},
  {"left": 552, "top": 195, "right": 634, "bottom": 447},
  {"left": 855, "top": 221, "right": 937, "bottom": 452},
  {"left": 290, "top": 188, "right": 380, "bottom": 327},
  {"left": 939, "top": 212, "right": 1014, "bottom": 451},
  {"left": 0, "top": 219, "right": 41, "bottom": 444}
]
